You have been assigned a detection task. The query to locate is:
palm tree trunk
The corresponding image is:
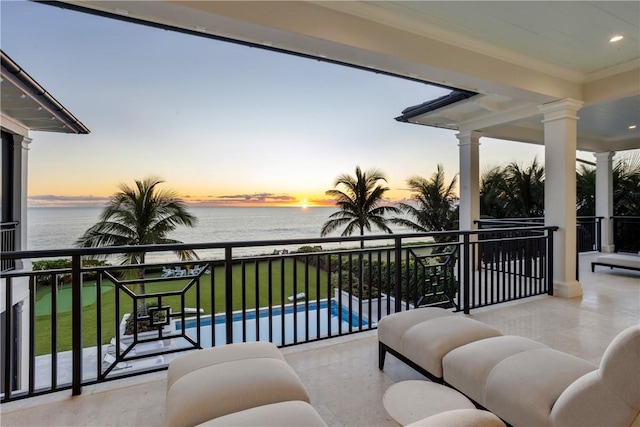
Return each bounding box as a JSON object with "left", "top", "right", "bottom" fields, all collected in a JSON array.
[
  {"left": 138, "top": 253, "right": 147, "bottom": 317},
  {"left": 358, "top": 227, "right": 365, "bottom": 290}
]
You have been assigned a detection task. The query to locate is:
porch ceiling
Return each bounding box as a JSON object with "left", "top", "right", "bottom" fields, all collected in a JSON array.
[{"left": 51, "top": 1, "right": 639, "bottom": 151}]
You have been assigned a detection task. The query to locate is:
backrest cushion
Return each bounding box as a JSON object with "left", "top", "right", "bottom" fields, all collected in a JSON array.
[
  {"left": 599, "top": 324, "right": 640, "bottom": 409},
  {"left": 550, "top": 325, "right": 640, "bottom": 427}
]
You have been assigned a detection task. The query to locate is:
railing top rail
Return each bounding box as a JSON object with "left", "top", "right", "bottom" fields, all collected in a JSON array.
[
  {"left": 0, "top": 221, "right": 19, "bottom": 228},
  {"left": 1, "top": 225, "right": 558, "bottom": 261}
]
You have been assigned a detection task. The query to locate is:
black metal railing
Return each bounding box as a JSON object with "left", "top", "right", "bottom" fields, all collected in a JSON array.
[
  {"left": 0, "top": 226, "right": 556, "bottom": 402},
  {"left": 476, "top": 217, "right": 602, "bottom": 253},
  {"left": 612, "top": 216, "right": 640, "bottom": 254},
  {"left": 577, "top": 217, "right": 602, "bottom": 252},
  {"left": 1, "top": 222, "right": 18, "bottom": 272}
]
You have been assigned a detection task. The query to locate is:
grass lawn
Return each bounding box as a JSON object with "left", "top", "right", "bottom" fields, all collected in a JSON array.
[{"left": 34, "top": 258, "right": 330, "bottom": 355}]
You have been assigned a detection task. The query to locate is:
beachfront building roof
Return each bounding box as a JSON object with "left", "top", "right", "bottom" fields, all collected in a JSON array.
[
  {"left": 50, "top": 0, "right": 639, "bottom": 299},
  {"left": 1, "top": 49, "right": 89, "bottom": 395}
]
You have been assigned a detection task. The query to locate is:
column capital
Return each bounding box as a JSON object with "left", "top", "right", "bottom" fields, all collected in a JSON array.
[
  {"left": 539, "top": 98, "right": 583, "bottom": 122},
  {"left": 456, "top": 130, "right": 482, "bottom": 146},
  {"left": 593, "top": 151, "right": 616, "bottom": 162},
  {"left": 13, "top": 135, "right": 32, "bottom": 150}
]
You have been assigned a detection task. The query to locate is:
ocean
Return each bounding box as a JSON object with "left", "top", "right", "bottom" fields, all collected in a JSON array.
[{"left": 27, "top": 207, "right": 414, "bottom": 261}]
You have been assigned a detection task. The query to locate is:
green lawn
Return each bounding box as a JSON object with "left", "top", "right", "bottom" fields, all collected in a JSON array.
[{"left": 34, "top": 259, "right": 330, "bottom": 355}]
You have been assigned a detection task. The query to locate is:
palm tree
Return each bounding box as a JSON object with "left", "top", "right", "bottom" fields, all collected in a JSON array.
[
  {"left": 480, "top": 158, "right": 545, "bottom": 218},
  {"left": 76, "top": 177, "right": 198, "bottom": 317},
  {"left": 576, "top": 153, "right": 640, "bottom": 216},
  {"left": 613, "top": 153, "right": 640, "bottom": 216},
  {"left": 576, "top": 164, "right": 596, "bottom": 216},
  {"left": 392, "top": 164, "right": 458, "bottom": 243},
  {"left": 321, "top": 166, "right": 400, "bottom": 247}
]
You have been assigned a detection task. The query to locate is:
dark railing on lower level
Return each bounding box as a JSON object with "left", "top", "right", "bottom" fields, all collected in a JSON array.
[
  {"left": 476, "top": 217, "right": 602, "bottom": 253},
  {"left": 1, "top": 222, "right": 18, "bottom": 272},
  {"left": 612, "top": 216, "right": 640, "bottom": 254},
  {"left": 0, "top": 226, "right": 556, "bottom": 402}
]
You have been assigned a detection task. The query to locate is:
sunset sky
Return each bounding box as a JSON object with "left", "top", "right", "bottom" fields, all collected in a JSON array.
[{"left": 1, "top": 0, "right": 600, "bottom": 208}]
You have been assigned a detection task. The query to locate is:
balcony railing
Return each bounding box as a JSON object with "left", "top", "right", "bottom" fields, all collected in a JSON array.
[
  {"left": 476, "top": 217, "right": 602, "bottom": 253},
  {"left": 612, "top": 216, "right": 640, "bottom": 254},
  {"left": 0, "top": 226, "right": 556, "bottom": 402},
  {"left": 1, "top": 222, "right": 18, "bottom": 272}
]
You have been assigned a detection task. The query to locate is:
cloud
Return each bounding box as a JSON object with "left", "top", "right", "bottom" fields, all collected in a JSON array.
[
  {"left": 28, "top": 195, "right": 109, "bottom": 208},
  {"left": 217, "top": 193, "right": 296, "bottom": 203}
]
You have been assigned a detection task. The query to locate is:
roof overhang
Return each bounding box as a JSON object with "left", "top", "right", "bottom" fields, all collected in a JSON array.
[
  {"left": 1, "top": 50, "right": 90, "bottom": 135},
  {"left": 39, "top": 1, "right": 639, "bottom": 151}
]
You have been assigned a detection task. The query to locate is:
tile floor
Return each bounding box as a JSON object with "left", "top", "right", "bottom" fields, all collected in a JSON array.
[{"left": 1, "top": 252, "right": 638, "bottom": 426}]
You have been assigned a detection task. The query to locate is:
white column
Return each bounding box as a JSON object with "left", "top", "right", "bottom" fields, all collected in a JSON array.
[
  {"left": 539, "top": 99, "right": 583, "bottom": 298},
  {"left": 456, "top": 130, "right": 481, "bottom": 231},
  {"left": 12, "top": 135, "right": 31, "bottom": 253},
  {"left": 594, "top": 151, "right": 615, "bottom": 252}
]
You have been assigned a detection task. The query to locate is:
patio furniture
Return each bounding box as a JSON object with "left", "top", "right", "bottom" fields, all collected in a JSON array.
[
  {"left": 161, "top": 267, "right": 175, "bottom": 277},
  {"left": 288, "top": 292, "right": 306, "bottom": 302},
  {"left": 378, "top": 308, "right": 640, "bottom": 426},
  {"left": 164, "top": 341, "right": 319, "bottom": 427},
  {"left": 406, "top": 409, "right": 506, "bottom": 427},
  {"left": 591, "top": 253, "right": 640, "bottom": 272},
  {"left": 102, "top": 353, "right": 132, "bottom": 370},
  {"left": 173, "top": 266, "right": 186, "bottom": 276},
  {"left": 378, "top": 307, "right": 502, "bottom": 380},
  {"left": 383, "top": 380, "right": 478, "bottom": 425},
  {"left": 188, "top": 265, "right": 202, "bottom": 275},
  {"left": 196, "top": 401, "right": 327, "bottom": 427}
]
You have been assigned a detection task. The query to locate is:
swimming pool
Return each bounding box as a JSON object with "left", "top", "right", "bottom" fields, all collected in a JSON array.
[{"left": 175, "top": 299, "right": 368, "bottom": 347}]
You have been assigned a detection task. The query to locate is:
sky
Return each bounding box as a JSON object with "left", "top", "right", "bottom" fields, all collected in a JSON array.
[{"left": 0, "top": 0, "right": 599, "bottom": 208}]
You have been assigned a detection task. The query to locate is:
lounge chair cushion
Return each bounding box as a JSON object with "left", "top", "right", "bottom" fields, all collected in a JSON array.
[
  {"left": 196, "top": 401, "right": 327, "bottom": 427},
  {"left": 401, "top": 316, "right": 502, "bottom": 378},
  {"left": 443, "top": 335, "right": 547, "bottom": 405},
  {"left": 550, "top": 325, "right": 640, "bottom": 427},
  {"left": 166, "top": 341, "right": 284, "bottom": 389},
  {"left": 406, "top": 409, "right": 506, "bottom": 427},
  {"left": 592, "top": 253, "right": 640, "bottom": 271},
  {"left": 377, "top": 307, "right": 455, "bottom": 353},
  {"left": 484, "top": 348, "right": 596, "bottom": 427},
  {"left": 165, "top": 342, "right": 310, "bottom": 427}
]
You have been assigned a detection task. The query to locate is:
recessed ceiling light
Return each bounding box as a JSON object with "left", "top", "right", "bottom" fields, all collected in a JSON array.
[
  {"left": 609, "top": 35, "right": 624, "bottom": 42},
  {"left": 629, "top": 125, "right": 637, "bottom": 129}
]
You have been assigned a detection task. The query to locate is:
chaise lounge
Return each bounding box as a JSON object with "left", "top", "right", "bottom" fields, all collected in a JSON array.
[
  {"left": 591, "top": 252, "right": 640, "bottom": 273},
  {"left": 378, "top": 307, "right": 640, "bottom": 426},
  {"left": 165, "top": 340, "right": 507, "bottom": 426}
]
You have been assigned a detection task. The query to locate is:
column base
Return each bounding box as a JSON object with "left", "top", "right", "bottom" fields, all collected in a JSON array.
[
  {"left": 553, "top": 280, "right": 583, "bottom": 298},
  {"left": 600, "top": 245, "right": 615, "bottom": 253}
]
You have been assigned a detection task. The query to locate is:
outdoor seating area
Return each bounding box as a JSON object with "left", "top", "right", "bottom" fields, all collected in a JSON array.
[
  {"left": 1, "top": 253, "right": 638, "bottom": 426},
  {"left": 161, "top": 265, "right": 209, "bottom": 277},
  {"left": 378, "top": 308, "right": 640, "bottom": 426}
]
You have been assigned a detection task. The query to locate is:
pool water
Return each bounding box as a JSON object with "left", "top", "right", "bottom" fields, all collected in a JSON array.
[{"left": 175, "top": 299, "right": 368, "bottom": 347}]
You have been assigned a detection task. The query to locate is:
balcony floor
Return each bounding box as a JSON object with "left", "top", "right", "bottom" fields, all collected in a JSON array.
[{"left": 2, "top": 252, "right": 638, "bottom": 426}]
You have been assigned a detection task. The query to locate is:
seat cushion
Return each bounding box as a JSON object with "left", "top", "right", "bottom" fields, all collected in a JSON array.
[
  {"left": 406, "top": 409, "right": 506, "bottom": 427},
  {"left": 443, "top": 335, "right": 547, "bottom": 405},
  {"left": 378, "top": 307, "right": 455, "bottom": 353},
  {"left": 401, "top": 316, "right": 502, "bottom": 378},
  {"left": 550, "top": 325, "right": 640, "bottom": 427},
  {"left": 165, "top": 343, "right": 310, "bottom": 427},
  {"left": 485, "top": 348, "right": 596, "bottom": 427},
  {"left": 167, "top": 341, "right": 284, "bottom": 389},
  {"left": 196, "top": 401, "right": 327, "bottom": 427},
  {"left": 550, "top": 371, "right": 639, "bottom": 427},
  {"left": 594, "top": 254, "right": 640, "bottom": 269}
]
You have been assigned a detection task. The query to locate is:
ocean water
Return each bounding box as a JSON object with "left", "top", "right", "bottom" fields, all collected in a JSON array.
[{"left": 27, "top": 207, "right": 414, "bottom": 260}]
